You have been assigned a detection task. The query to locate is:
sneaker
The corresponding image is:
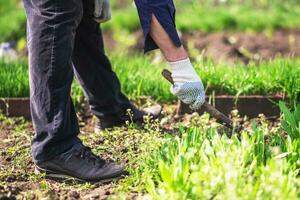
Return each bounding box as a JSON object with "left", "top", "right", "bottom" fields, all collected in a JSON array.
[{"left": 35, "top": 143, "right": 125, "bottom": 183}]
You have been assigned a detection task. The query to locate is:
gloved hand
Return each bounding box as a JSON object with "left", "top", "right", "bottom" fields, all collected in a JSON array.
[
  {"left": 94, "top": 0, "right": 111, "bottom": 23},
  {"left": 169, "top": 58, "right": 206, "bottom": 110}
]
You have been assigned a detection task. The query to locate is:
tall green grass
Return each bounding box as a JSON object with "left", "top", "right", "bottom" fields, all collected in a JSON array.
[
  {"left": 0, "top": 59, "right": 29, "bottom": 97},
  {"left": 117, "top": 103, "right": 300, "bottom": 199},
  {"left": 1, "top": 55, "right": 300, "bottom": 104},
  {"left": 278, "top": 102, "right": 300, "bottom": 169},
  {"left": 111, "top": 54, "right": 300, "bottom": 103}
]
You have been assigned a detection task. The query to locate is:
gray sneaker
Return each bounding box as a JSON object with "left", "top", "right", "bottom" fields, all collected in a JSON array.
[{"left": 35, "top": 143, "right": 125, "bottom": 183}]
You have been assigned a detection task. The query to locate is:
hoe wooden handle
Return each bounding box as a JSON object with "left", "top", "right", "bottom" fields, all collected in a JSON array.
[{"left": 162, "top": 69, "right": 234, "bottom": 129}]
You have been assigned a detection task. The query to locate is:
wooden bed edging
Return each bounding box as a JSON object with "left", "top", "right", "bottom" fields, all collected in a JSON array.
[
  {"left": 0, "top": 95, "right": 286, "bottom": 119},
  {"left": 177, "top": 95, "right": 286, "bottom": 118},
  {"left": 0, "top": 98, "right": 31, "bottom": 119}
]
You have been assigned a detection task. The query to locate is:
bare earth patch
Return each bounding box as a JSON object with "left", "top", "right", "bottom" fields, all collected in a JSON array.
[{"left": 103, "top": 29, "right": 300, "bottom": 64}]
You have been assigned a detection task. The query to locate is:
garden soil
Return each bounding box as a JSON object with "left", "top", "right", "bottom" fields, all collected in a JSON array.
[
  {"left": 0, "top": 103, "right": 279, "bottom": 199},
  {"left": 104, "top": 28, "right": 300, "bottom": 64}
]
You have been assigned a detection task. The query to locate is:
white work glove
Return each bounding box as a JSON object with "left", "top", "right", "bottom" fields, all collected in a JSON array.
[
  {"left": 94, "top": 0, "right": 111, "bottom": 23},
  {"left": 169, "top": 58, "right": 206, "bottom": 110}
]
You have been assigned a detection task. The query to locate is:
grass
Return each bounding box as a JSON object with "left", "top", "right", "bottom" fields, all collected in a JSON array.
[
  {"left": 175, "top": 0, "right": 300, "bottom": 33},
  {"left": 1, "top": 55, "right": 300, "bottom": 104},
  {"left": 1, "top": 102, "right": 300, "bottom": 199},
  {"left": 114, "top": 54, "right": 300, "bottom": 104},
  {"left": 0, "top": 59, "right": 29, "bottom": 97}
]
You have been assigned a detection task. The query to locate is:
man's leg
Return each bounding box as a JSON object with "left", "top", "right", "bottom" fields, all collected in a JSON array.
[
  {"left": 72, "top": 0, "right": 161, "bottom": 130},
  {"left": 23, "top": 0, "right": 125, "bottom": 181},
  {"left": 24, "top": 0, "right": 83, "bottom": 162},
  {"left": 72, "top": 0, "right": 130, "bottom": 120}
]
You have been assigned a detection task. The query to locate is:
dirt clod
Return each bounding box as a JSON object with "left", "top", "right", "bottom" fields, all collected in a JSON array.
[{"left": 67, "top": 191, "right": 80, "bottom": 200}]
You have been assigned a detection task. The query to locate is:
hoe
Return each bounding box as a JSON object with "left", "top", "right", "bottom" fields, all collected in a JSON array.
[{"left": 162, "top": 69, "right": 243, "bottom": 137}]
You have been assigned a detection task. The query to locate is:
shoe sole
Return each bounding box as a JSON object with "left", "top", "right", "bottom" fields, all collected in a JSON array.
[{"left": 35, "top": 165, "right": 123, "bottom": 184}]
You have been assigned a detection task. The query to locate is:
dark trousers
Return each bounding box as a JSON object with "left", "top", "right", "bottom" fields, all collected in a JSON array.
[{"left": 23, "top": 0, "right": 131, "bottom": 162}]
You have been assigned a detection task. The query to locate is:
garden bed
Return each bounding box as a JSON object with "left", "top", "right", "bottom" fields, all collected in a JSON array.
[{"left": 1, "top": 102, "right": 300, "bottom": 199}]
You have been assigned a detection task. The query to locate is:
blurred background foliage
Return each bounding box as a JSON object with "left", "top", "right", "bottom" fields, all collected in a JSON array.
[{"left": 2, "top": 0, "right": 300, "bottom": 43}]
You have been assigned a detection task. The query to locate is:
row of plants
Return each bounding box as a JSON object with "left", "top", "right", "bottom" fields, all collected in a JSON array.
[
  {"left": 1, "top": 55, "right": 300, "bottom": 103},
  {"left": 2, "top": 0, "right": 300, "bottom": 43},
  {"left": 114, "top": 102, "right": 300, "bottom": 199}
]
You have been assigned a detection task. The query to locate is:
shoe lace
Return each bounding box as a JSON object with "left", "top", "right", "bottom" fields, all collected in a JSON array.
[{"left": 75, "top": 146, "right": 106, "bottom": 166}]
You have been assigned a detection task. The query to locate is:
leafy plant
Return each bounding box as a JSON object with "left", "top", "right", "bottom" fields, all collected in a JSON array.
[
  {"left": 280, "top": 102, "right": 300, "bottom": 140},
  {"left": 116, "top": 104, "right": 300, "bottom": 199},
  {"left": 279, "top": 101, "right": 300, "bottom": 169}
]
